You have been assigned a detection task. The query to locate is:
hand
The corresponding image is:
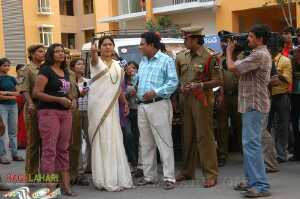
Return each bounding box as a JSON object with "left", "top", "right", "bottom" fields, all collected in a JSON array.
[
  {"left": 28, "top": 103, "right": 36, "bottom": 115},
  {"left": 226, "top": 40, "right": 236, "bottom": 55},
  {"left": 124, "top": 103, "right": 129, "bottom": 117},
  {"left": 190, "top": 82, "right": 203, "bottom": 92},
  {"left": 70, "top": 99, "right": 77, "bottom": 110},
  {"left": 180, "top": 84, "right": 190, "bottom": 94},
  {"left": 143, "top": 90, "right": 156, "bottom": 101},
  {"left": 58, "top": 97, "right": 72, "bottom": 108}
]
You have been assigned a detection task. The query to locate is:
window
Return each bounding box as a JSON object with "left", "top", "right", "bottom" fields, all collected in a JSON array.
[
  {"left": 62, "top": 33, "right": 76, "bottom": 49},
  {"left": 83, "top": 0, "right": 94, "bottom": 14},
  {"left": 84, "top": 29, "right": 94, "bottom": 43},
  {"left": 40, "top": 27, "right": 53, "bottom": 47},
  {"left": 38, "top": 0, "right": 51, "bottom": 13},
  {"left": 59, "top": 0, "right": 74, "bottom": 16}
]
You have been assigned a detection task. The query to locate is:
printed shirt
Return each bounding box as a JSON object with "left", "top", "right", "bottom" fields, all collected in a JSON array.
[
  {"left": 136, "top": 50, "right": 178, "bottom": 101},
  {"left": 235, "top": 45, "right": 272, "bottom": 113},
  {"left": 271, "top": 53, "right": 292, "bottom": 95},
  {"left": 77, "top": 77, "right": 90, "bottom": 111}
]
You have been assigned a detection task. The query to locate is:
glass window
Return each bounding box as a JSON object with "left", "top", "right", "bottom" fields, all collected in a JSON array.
[
  {"left": 83, "top": 0, "right": 94, "bottom": 14},
  {"left": 38, "top": 0, "right": 51, "bottom": 13},
  {"left": 62, "top": 33, "right": 76, "bottom": 49},
  {"left": 59, "top": 0, "right": 74, "bottom": 16},
  {"left": 40, "top": 27, "right": 53, "bottom": 47}
]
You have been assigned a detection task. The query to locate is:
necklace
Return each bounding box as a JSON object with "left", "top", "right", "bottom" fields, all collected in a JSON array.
[{"left": 105, "top": 61, "right": 118, "bottom": 85}]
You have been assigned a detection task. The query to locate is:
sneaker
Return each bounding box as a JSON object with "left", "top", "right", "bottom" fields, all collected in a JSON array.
[{"left": 0, "top": 156, "right": 10, "bottom": 164}]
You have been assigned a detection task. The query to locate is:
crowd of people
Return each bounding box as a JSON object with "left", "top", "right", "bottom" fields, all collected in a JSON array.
[{"left": 0, "top": 23, "right": 299, "bottom": 198}]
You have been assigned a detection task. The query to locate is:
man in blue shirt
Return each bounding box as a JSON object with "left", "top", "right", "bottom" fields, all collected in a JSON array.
[{"left": 136, "top": 32, "right": 178, "bottom": 190}]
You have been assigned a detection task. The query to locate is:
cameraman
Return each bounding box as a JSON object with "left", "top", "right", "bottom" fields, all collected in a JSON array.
[{"left": 226, "top": 24, "right": 271, "bottom": 198}]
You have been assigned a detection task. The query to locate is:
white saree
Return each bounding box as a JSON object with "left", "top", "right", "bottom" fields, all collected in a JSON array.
[{"left": 88, "top": 58, "right": 133, "bottom": 191}]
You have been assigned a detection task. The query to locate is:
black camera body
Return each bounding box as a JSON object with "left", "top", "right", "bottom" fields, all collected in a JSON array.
[{"left": 219, "top": 31, "right": 283, "bottom": 56}]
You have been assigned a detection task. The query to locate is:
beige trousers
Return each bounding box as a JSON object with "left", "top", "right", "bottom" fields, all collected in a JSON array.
[{"left": 138, "top": 99, "right": 175, "bottom": 183}]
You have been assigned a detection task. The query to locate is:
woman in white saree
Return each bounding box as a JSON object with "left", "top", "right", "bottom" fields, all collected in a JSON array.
[{"left": 88, "top": 36, "right": 133, "bottom": 191}]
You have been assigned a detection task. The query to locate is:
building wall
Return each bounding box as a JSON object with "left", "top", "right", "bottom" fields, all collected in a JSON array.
[
  {"left": 215, "top": 0, "right": 288, "bottom": 32},
  {"left": 167, "top": 9, "right": 216, "bottom": 34},
  {"left": 0, "top": 2, "right": 4, "bottom": 57},
  {"left": 23, "top": 0, "right": 62, "bottom": 58}
]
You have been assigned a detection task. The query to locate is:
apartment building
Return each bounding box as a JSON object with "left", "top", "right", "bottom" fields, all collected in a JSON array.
[
  {"left": 100, "top": 0, "right": 217, "bottom": 34},
  {"left": 0, "top": 0, "right": 117, "bottom": 64}
]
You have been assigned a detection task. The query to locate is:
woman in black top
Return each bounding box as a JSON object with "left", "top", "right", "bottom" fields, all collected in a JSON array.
[{"left": 33, "top": 44, "right": 76, "bottom": 196}]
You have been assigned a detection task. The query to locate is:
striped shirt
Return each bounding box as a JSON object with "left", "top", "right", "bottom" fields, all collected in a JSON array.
[
  {"left": 136, "top": 50, "right": 178, "bottom": 101},
  {"left": 235, "top": 45, "right": 272, "bottom": 113},
  {"left": 78, "top": 78, "right": 90, "bottom": 111}
]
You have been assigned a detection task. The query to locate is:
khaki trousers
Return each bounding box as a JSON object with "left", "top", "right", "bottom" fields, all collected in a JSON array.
[
  {"left": 138, "top": 99, "right": 175, "bottom": 182},
  {"left": 181, "top": 94, "right": 218, "bottom": 180}
]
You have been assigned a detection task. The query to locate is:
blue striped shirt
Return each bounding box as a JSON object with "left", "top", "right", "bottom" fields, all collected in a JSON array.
[{"left": 136, "top": 51, "right": 178, "bottom": 101}]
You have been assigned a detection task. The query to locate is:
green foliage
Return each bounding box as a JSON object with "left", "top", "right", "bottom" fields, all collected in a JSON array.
[{"left": 145, "top": 16, "right": 180, "bottom": 37}]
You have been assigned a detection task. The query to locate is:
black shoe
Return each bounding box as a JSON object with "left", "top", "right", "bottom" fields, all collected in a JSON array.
[
  {"left": 276, "top": 158, "right": 286, "bottom": 164},
  {"left": 136, "top": 178, "right": 154, "bottom": 186},
  {"left": 218, "top": 159, "right": 226, "bottom": 167}
]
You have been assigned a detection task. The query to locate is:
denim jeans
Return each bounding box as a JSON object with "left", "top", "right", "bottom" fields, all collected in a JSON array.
[
  {"left": 242, "top": 110, "right": 270, "bottom": 193},
  {"left": 0, "top": 104, "right": 19, "bottom": 158}
]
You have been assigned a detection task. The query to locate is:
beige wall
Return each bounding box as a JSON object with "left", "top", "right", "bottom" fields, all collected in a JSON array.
[
  {"left": 215, "top": 0, "right": 281, "bottom": 32},
  {"left": 0, "top": 2, "right": 4, "bottom": 57},
  {"left": 23, "top": 0, "right": 62, "bottom": 58}
]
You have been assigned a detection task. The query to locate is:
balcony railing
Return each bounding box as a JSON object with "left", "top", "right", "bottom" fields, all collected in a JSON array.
[{"left": 173, "top": 0, "right": 214, "bottom": 4}]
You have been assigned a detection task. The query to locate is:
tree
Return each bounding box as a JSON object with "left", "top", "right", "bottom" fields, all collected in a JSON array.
[
  {"left": 145, "top": 16, "right": 180, "bottom": 37},
  {"left": 276, "top": 0, "right": 295, "bottom": 27}
]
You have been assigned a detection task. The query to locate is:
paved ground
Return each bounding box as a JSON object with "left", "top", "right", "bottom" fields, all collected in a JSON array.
[{"left": 1, "top": 151, "right": 300, "bottom": 199}]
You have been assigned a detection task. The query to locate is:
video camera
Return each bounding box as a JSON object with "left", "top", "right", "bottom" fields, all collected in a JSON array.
[{"left": 218, "top": 31, "right": 283, "bottom": 56}]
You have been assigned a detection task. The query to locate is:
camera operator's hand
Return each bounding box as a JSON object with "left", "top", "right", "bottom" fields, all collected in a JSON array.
[{"left": 226, "top": 40, "right": 236, "bottom": 55}]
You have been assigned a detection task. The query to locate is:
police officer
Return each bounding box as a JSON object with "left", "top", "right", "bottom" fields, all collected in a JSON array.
[
  {"left": 19, "top": 44, "right": 45, "bottom": 177},
  {"left": 215, "top": 31, "right": 242, "bottom": 167},
  {"left": 176, "top": 26, "right": 221, "bottom": 188}
]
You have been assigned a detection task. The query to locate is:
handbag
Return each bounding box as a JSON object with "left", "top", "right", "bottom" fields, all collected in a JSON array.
[{"left": 0, "top": 115, "right": 5, "bottom": 136}]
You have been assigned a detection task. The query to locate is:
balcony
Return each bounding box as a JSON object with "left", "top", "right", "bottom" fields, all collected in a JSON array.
[{"left": 99, "top": 0, "right": 215, "bottom": 23}]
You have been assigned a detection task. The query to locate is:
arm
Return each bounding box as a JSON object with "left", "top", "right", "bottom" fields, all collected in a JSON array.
[
  {"left": 119, "top": 88, "right": 129, "bottom": 116},
  {"left": 153, "top": 59, "right": 179, "bottom": 98},
  {"left": 0, "top": 92, "right": 16, "bottom": 100},
  {"left": 33, "top": 75, "right": 72, "bottom": 108}
]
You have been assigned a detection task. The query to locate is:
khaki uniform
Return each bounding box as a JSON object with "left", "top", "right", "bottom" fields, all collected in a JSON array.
[
  {"left": 18, "top": 63, "right": 41, "bottom": 176},
  {"left": 67, "top": 69, "right": 82, "bottom": 181},
  {"left": 215, "top": 68, "right": 242, "bottom": 160},
  {"left": 176, "top": 46, "right": 220, "bottom": 180}
]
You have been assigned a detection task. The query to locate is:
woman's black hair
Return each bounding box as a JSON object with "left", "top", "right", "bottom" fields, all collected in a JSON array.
[
  {"left": 141, "top": 32, "right": 161, "bottom": 49},
  {"left": 69, "top": 58, "right": 84, "bottom": 69},
  {"left": 249, "top": 24, "right": 271, "bottom": 45},
  {"left": 98, "top": 35, "right": 115, "bottom": 49},
  {"left": 0, "top": 58, "right": 11, "bottom": 67},
  {"left": 127, "top": 61, "right": 139, "bottom": 70},
  {"left": 41, "top": 43, "right": 67, "bottom": 69},
  {"left": 16, "top": 64, "right": 25, "bottom": 71}
]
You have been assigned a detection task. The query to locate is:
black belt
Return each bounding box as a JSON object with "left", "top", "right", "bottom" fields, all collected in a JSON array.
[
  {"left": 224, "top": 90, "right": 238, "bottom": 96},
  {"left": 138, "top": 97, "right": 166, "bottom": 105}
]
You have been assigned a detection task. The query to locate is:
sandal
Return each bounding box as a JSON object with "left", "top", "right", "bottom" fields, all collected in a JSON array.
[
  {"left": 244, "top": 189, "right": 271, "bottom": 198},
  {"left": 233, "top": 182, "right": 249, "bottom": 191},
  {"left": 62, "top": 188, "right": 77, "bottom": 197},
  {"left": 203, "top": 179, "right": 217, "bottom": 188},
  {"left": 175, "top": 174, "right": 193, "bottom": 182}
]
